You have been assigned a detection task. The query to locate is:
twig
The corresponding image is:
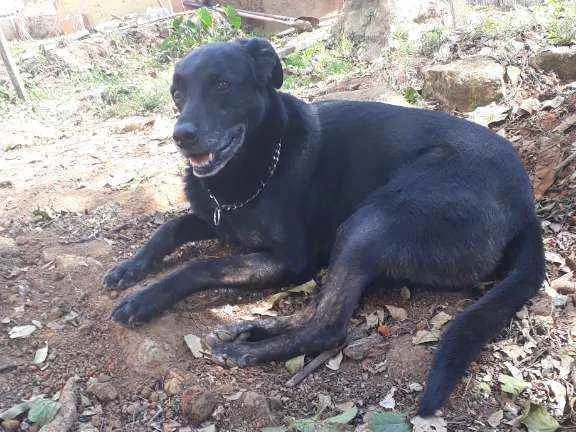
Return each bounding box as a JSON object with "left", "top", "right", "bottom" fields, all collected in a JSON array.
[
  {"left": 286, "top": 344, "right": 345, "bottom": 387},
  {"left": 555, "top": 147, "right": 576, "bottom": 177},
  {"left": 39, "top": 375, "right": 80, "bottom": 432}
]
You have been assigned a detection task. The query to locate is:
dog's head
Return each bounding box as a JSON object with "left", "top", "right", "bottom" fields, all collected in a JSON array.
[{"left": 171, "top": 38, "right": 283, "bottom": 177}]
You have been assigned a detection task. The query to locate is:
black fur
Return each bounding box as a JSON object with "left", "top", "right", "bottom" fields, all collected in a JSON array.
[{"left": 103, "top": 38, "right": 545, "bottom": 416}]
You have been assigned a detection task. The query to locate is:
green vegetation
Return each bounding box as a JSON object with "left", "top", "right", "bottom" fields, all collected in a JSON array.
[
  {"left": 282, "top": 36, "right": 359, "bottom": 91},
  {"left": 542, "top": 0, "right": 576, "bottom": 45},
  {"left": 419, "top": 27, "right": 447, "bottom": 56},
  {"left": 157, "top": 7, "right": 243, "bottom": 63}
]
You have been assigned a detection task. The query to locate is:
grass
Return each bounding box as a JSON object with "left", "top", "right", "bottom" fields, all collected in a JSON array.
[
  {"left": 540, "top": 0, "right": 576, "bottom": 45},
  {"left": 282, "top": 36, "right": 359, "bottom": 91},
  {"left": 419, "top": 28, "right": 448, "bottom": 56}
]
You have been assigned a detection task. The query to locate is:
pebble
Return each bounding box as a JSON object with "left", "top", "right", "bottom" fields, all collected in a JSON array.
[
  {"left": 180, "top": 389, "right": 218, "bottom": 422},
  {"left": 87, "top": 377, "right": 118, "bottom": 402},
  {"left": 1, "top": 419, "right": 20, "bottom": 432}
]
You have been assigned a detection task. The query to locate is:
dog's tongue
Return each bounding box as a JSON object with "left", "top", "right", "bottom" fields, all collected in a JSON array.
[{"left": 189, "top": 153, "right": 213, "bottom": 166}]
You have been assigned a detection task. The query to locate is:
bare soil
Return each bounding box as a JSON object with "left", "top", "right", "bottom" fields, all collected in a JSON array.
[{"left": 1, "top": 35, "right": 575, "bottom": 432}]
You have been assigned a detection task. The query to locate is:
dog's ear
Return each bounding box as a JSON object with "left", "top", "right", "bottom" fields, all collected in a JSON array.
[{"left": 237, "top": 38, "right": 283, "bottom": 89}]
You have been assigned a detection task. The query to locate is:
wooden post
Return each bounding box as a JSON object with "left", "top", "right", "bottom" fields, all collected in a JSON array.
[{"left": 0, "top": 26, "right": 26, "bottom": 100}]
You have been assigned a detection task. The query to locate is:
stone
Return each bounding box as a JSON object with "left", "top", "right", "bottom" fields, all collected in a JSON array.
[
  {"left": 422, "top": 57, "right": 505, "bottom": 112},
  {"left": 1, "top": 419, "right": 20, "bottom": 432},
  {"left": 0, "top": 236, "right": 17, "bottom": 255},
  {"left": 531, "top": 47, "right": 576, "bottom": 83},
  {"left": 336, "top": 0, "right": 391, "bottom": 59},
  {"left": 180, "top": 389, "right": 218, "bottom": 423},
  {"left": 87, "top": 377, "right": 118, "bottom": 402},
  {"left": 343, "top": 334, "right": 384, "bottom": 361},
  {"left": 240, "top": 391, "right": 274, "bottom": 420}
]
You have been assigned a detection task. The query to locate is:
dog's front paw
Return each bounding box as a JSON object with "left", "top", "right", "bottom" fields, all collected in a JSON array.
[
  {"left": 110, "top": 287, "right": 162, "bottom": 326},
  {"left": 103, "top": 258, "right": 151, "bottom": 290},
  {"left": 210, "top": 342, "right": 256, "bottom": 368}
]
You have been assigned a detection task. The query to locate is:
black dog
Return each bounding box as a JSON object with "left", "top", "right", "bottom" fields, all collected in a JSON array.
[{"left": 103, "top": 38, "right": 545, "bottom": 415}]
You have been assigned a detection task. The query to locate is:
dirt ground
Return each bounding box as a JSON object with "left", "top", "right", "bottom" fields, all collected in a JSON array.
[{"left": 1, "top": 30, "right": 576, "bottom": 432}]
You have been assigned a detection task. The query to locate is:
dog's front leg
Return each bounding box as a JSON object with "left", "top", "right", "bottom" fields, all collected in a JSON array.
[
  {"left": 111, "top": 252, "right": 306, "bottom": 326},
  {"left": 103, "top": 213, "right": 215, "bottom": 290}
]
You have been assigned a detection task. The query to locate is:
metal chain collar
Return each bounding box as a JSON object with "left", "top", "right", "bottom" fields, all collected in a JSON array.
[{"left": 204, "top": 139, "right": 282, "bottom": 226}]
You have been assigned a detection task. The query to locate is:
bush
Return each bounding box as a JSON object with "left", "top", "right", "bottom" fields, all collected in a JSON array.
[{"left": 157, "top": 7, "right": 243, "bottom": 63}]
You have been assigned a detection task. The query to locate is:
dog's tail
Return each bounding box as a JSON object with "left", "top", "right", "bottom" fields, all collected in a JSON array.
[{"left": 418, "top": 219, "right": 545, "bottom": 416}]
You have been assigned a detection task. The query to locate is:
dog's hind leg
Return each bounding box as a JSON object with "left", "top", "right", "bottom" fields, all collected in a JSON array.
[
  {"left": 103, "top": 213, "right": 215, "bottom": 290},
  {"left": 418, "top": 221, "right": 545, "bottom": 416},
  {"left": 209, "top": 204, "right": 388, "bottom": 366}
]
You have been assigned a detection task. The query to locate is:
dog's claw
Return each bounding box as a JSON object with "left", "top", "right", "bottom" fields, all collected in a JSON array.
[
  {"left": 103, "top": 259, "right": 151, "bottom": 290},
  {"left": 110, "top": 288, "right": 161, "bottom": 327}
]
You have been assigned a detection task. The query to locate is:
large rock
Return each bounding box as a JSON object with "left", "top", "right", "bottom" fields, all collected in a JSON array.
[
  {"left": 336, "top": 0, "right": 391, "bottom": 58},
  {"left": 423, "top": 57, "right": 506, "bottom": 112},
  {"left": 531, "top": 47, "right": 576, "bottom": 83}
]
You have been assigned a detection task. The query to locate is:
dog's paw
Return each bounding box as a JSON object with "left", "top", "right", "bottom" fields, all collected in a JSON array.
[
  {"left": 210, "top": 342, "right": 256, "bottom": 368},
  {"left": 103, "top": 259, "right": 151, "bottom": 290},
  {"left": 110, "top": 288, "right": 160, "bottom": 326}
]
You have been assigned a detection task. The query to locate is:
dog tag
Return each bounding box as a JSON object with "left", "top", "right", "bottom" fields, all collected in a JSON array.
[{"left": 213, "top": 207, "right": 222, "bottom": 226}]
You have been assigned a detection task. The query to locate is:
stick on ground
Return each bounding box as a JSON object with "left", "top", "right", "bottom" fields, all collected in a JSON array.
[{"left": 286, "top": 344, "right": 346, "bottom": 387}]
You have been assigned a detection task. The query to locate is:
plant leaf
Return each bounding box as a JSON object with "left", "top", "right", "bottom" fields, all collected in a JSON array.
[
  {"left": 184, "top": 334, "right": 204, "bottom": 358},
  {"left": 326, "top": 351, "right": 343, "bottom": 371},
  {"left": 33, "top": 343, "right": 48, "bottom": 364},
  {"left": 292, "top": 418, "right": 316, "bottom": 432},
  {"left": 288, "top": 280, "right": 317, "bottom": 295},
  {"left": 196, "top": 7, "right": 213, "bottom": 29},
  {"left": 28, "top": 397, "right": 61, "bottom": 426},
  {"left": 286, "top": 355, "right": 305, "bottom": 373},
  {"left": 520, "top": 404, "right": 560, "bottom": 432},
  {"left": 0, "top": 402, "right": 30, "bottom": 420},
  {"left": 325, "top": 406, "right": 358, "bottom": 424},
  {"left": 371, "top": 411, "right": 411, "bottom": 432},
  {"left": 499, "top": 374, "right": 530, "bottom": 396},
  {"left": 9, "top": 324, "right": 37, "bottom": 339},
  {"left": 410, "top": 415, "right": 447, "bottom": 432},
  {"left": 262, "top": 428, "right": 288, "bottom": 432},
  {"left": 223, "top": 5, "right": 242, "bottom": 29}
]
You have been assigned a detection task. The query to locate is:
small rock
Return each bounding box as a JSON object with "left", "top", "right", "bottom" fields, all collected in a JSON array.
[
  {"left": 1, "top": 419, "right": 20, "bottom": 432},
  {"left": 87, "top": 377, "right": 118, "bottom": 402},
  {"left": 343, "top": 334, "right": 383, "bottom": 361},
  {"left": 531, "top": 47, "right": 576, "bottom": 83},
  {"left": 180, "top": 389, "right": 218, "bottom": 423},
  {"left": 164, "top": 374, "right": 183, "bottom": 396},
  {"left": 79, "top": 425, "right": 99, "bottom": 432},
  {"left": 408, "top": 382, "right": 424, "bottom": 392},
  {"left": 124, "top": 402, "right": 143, "bottom": 416},
  {"left": 109, "top": 290, "right": 118, "bottom": 300},
  {"left": 0, "top": 237, "right": 17, "bottom": 255},
  {"left": 241, "top": 391, "right": 273, "bottom": 419}
]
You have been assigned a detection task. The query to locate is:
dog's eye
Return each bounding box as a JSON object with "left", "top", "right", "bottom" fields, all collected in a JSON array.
[{"left": 215, "top": 80, "right": 231, "bottom": 91}]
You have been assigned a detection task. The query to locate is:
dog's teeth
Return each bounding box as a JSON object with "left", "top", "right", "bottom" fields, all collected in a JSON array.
[{"left": 209, "top": 153, "right": 214, "bottom": 162}]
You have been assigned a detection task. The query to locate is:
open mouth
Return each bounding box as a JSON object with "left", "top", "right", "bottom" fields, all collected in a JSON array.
[
  {"left": 188, "top": 153, "right": 214, "bottom": 168},
  {"left": 186, "top": 125, "right": 246, "bottom": 178}
]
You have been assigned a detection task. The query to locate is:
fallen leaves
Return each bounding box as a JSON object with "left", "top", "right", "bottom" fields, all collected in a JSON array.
[
  {"left": 499, "top": 374, "right": 531, "bottom": 396},
  {"left": 33, "top": 343, "right": 48, "bottom": 365},
  {"left": 487, "top": 409, "right": 504, "bottom": 428},
  {"left": 520, "top": 403, "right": 560, "bottom": 432},
  {"left": 370, "top": 411, "right": 410, "bottom": 432},
  {"left": 412, "top": 311, "right": 452, "bottom": 345},
  {"left": 8, "top": 324, "right": 37, "bottom": 339},
  {"left": 285, "top": 355, "right": 305, "bottom": 374},
  {"left": 184, "top": 334, "right": 204, "bottom": 359},
  {"left": 325, "top": 351, "right": 343, "bottom": 371},
  {"left": 378, "top": 387, "right": 397, "bottom": 410}
]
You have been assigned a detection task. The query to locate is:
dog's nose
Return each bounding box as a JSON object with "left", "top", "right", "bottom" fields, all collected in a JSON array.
[{"left": 173, "top": 123, "right": 199, "bottom": 147}]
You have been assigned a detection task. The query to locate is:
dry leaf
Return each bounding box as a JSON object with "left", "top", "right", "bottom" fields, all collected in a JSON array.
[
  {"left": 184, "top": 334, "right": 204, "bottom": 358},
  {"left": 286, "top": 355, "right": 305, "bottom": 373},
  {"left": 378, "top": 386, "right": 396, "bottom": 409},
  {"left": 412, "top": 329, "right": 441, "bottom": 344},
  {"left": 430, "top": 312, "right": 452, "bottom": 329},
  {"left": 326, "top": 351, "right": 343, "bottom": 371}
]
